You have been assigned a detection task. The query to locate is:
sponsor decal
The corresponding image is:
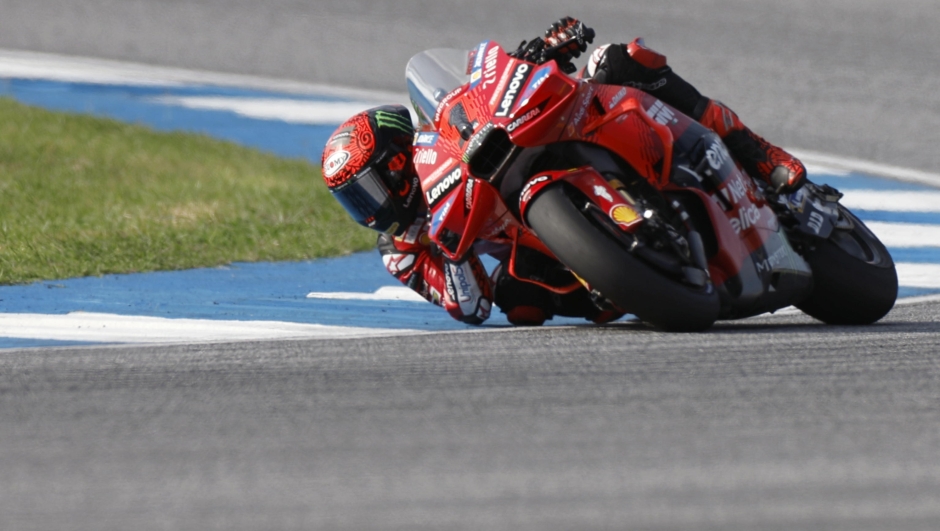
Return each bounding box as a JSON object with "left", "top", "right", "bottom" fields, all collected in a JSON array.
[
  {"left": 625, "top": 78, "right": 668, "bottom": 92},
  {"left": 505, "top": 104, "right": 543, "bottom": 132},
  {"left": 401, "top": 175, "right": 420, "bottom": 209},
  {"left": 730, "top": 204, "right": 761, "bottom": 234},
  {"left": 323, "top": 150, "right": 350, "bottom": 178},
  {"left": 495, "top": 63, "right": 532, "bottom": 117},
  {"left": 422, "top": 157, "right": 456, "bottom": 182},
  {"left": 415, "top": 132, "right": 439, "bottom": 147},
  {"left": 481, "top": 45, "right": 500, "bottom": 88},
  {"left": 452, "top": 262, "right": 475, "bottom": 303},
  {"left": 706, "top": 140, "right": 730, "bottom": 171},
  {"left": 482, "top": 216, "right": 512, "bottom": 239},
  {"left": 646, "top": 100, "right": 676, "bottom": 125},
  {"left": 610, "top": 205, "right": 640, "bottom": 226},
  {"left": 469, "top": 41, "right": 490, "bottom": 88},
  {"left": 593, "top": 185, "right": 613, "bottom": 202},
  {"left": 608, "top": 86, "right": 628, "bottom": 110},
  {"left": 444, "top": 263, "right": 457, "bottom": 301},
  {"left": 425, "top": 166, "right": 463, "bottom": 207},
  {"left": 433, "top": 86, "right": 465, "bottom": 126},
  {"left": 756, "top": 244, "right": 790, "bottom": 273},
  {"left": 570, "top": 86, "right": 594, "bottom": 129},
  {"left": 464, "top": 177, "right": 476, "bottom": 213},
  {"left": 461, "top": 122, "right": 496, "bottom": 163},
  {"left": 413, "top": 148, "right": 438, "bottom": 166},
  {"left": 374, "top": 110, "right": 412, "bottom": 134},
  {"left": 520, "top": 175, "right": 550, "bottom": 204},
  {"left": 430, "top": 195, "right": 454, "bottom": 235},
  {"left": 808, "top": 211, "right": 825, "bottom": 235},
  {"left": 518, "top": 65, "right": 552, "bottom": 106},
  {"left": 720, "top": 173, "right": 748, "bottom": 205}
]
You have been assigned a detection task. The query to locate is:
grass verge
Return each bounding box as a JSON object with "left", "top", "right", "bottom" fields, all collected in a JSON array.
[{"left": 0, "top": 97, "right": 375, "bottom": 284}]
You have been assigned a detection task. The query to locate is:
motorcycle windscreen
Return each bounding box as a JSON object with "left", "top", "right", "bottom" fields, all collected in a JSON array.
[{"left": 405, "top": 48, "right": 470, "bottom": 129}]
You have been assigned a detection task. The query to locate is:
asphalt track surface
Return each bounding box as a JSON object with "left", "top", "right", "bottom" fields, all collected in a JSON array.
[{"left": 3, "top": 1, "right": 940, "bottom": 530}]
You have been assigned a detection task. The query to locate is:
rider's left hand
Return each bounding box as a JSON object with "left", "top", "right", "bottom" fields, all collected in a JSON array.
[{"left": 542, "top": 17, "right": 595, "bottom": 72}]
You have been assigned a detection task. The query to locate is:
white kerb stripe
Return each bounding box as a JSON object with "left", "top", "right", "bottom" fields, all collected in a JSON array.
[
  {"left": 840, "top": 191, "right": 940, "bottom": 213},
  {"left": 150, "top": 96, "right": 389, "bottom": 125},
  {"left": 307, "top": 286, "right": 427, "bottom": 302},
  {"left": 896, "top": 263, "right": 940, "bottom": 289},
  {"left": 865, "top": 222, "right": 940, "bottom": 248},
  {"left": 0, "top": 312, "right": 421, "bottom": 344}
]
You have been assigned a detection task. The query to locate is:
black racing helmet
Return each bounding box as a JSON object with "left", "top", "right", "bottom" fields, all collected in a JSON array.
[{"left": 321, "top": 105, "right": 421, "bottom": 236}]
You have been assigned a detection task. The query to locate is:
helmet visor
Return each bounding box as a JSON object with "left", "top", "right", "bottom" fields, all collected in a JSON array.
[{"left": 331, "top": 166, "right": 399, "bottom": 234}]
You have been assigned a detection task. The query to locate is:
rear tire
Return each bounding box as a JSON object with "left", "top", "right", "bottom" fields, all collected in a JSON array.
[
  {"left": 526, "top": 184, "right": 720, "bottom": 332},
  {"left": 796, "top": 207, "right": 898, "bottom": 325}
]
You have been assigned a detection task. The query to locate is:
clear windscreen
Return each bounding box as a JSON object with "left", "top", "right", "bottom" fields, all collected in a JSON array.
[{"left": 405, "top": 48, "right": 470, "bottom": 130}]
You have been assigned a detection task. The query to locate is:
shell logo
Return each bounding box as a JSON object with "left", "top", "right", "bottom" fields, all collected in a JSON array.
[{"left": 610, "top": 204, "right": 640, "bottom": 226}]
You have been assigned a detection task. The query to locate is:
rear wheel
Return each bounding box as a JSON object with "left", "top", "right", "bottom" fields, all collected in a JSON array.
[
  {"left": 796, "top": 207, "right": 898, "bottom": 324},
  {"left": 526, "top": 183, "right": 719, "bottom": 332}
]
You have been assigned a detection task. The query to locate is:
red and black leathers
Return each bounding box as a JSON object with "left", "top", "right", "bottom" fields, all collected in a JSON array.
[
  {"left": 377, "top": 219, "right": 492, "bottom": 324},
  {"left": 584, "top": 39, "right": 806, "bottom": 193},
  {"left": 377, "top": 219, "right": 616, "bottom": 326}
]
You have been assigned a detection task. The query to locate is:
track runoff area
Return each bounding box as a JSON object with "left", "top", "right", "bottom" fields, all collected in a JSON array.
[{"left": 0, "top": 49, "right": 938, "bottom": 349}]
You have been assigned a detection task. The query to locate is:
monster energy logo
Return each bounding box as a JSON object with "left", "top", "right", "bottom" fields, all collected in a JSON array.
[{"left": 375, "top": 110, "right": 412, "bottom": 133}]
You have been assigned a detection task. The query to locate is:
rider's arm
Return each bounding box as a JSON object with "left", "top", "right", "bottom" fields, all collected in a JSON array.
[{"left": 377, "top": 220, "right": 493, "bottom": 325}]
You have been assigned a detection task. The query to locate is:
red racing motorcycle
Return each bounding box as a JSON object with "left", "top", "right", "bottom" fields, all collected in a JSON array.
[{"left": 404, "top": 40, "right": 897, "bottom": 331}]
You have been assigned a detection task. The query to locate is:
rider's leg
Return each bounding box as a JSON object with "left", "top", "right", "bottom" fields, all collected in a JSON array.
[
  {"left": 491, "top": 262, "right": 622, "bottom": 326},
  {"left": 584, "top": 40, "right": 805, "bottom": 192}
]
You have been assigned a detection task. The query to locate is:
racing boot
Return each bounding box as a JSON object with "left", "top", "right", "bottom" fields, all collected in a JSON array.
[
  {"left": 585, "top": 39, "right": 806, "bottom": 193},
  {"left": 491, "top": 263, "right": 623, "bottom": 326},
  {"left": 696, "top": 99, "right": 806, "bottom": 193}
]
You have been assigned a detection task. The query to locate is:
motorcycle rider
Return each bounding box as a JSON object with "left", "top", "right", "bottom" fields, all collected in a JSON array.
[{"left": 320, "top": 17, "right": 806, "bottom": 326}]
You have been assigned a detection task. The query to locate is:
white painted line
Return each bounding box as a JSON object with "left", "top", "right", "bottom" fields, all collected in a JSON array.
[
  {"left": 790, "top": 149, "right": 940, "bottom": 189},
  {"left": 894, "top": 293, "right": 940, "bottom": 306},
  {"left": 896, "top": 263, "right": 940, "bottom": 289},
  {"left": 866, "top": 221, "right": 940, "bottom": 248},
  {"left": 0, "top": 312, "right": 420, "bottom": 344},
  {"left": 307, "top": 286, "right": 428, "bottom": 302},
  {"left": 840, "top": 190, "right": 940, "bottom": 212},
  {"left": 0, "top": 48, "right": 409, "bottom": 104},
  {"left": 151, "top": 96, "right": 385, "bottom": 125},
  {"left": 803, "top": 163, "right": 851, "bottom": 177}
]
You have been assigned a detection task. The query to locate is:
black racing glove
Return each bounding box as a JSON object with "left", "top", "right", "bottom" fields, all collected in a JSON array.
[{"left": 510, "top": 17, "right": 595, "bottom": 74}]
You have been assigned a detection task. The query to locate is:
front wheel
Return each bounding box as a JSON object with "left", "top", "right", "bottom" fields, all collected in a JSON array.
[
  {"left": 796, "top": 207, "right": 898, "bottom": 324},
  {"left": 526, "top": 183, "right": 720, "bottom": 332}
]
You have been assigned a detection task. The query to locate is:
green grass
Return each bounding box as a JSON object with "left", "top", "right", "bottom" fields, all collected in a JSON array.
[{"left": 0, "top": 97, "right": 376, "bottom": 284}]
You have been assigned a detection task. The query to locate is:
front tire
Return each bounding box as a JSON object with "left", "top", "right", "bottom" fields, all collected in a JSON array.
[
  {"left": 526, "top": 184, "right": 720, "bottom": 332},
  {"left": 796, "top": 207, "right": 898, "bottom": 324}
]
